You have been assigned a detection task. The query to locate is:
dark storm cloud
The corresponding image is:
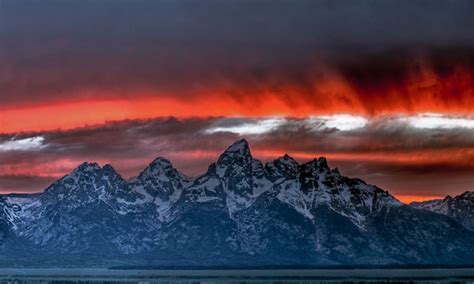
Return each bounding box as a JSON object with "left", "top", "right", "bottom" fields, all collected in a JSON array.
[{"left": 1, "top": 0, "right": 473, "bottom": 107}]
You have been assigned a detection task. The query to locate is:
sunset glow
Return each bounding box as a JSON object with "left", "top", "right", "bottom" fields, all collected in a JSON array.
[
  {"left": 1, "top": 0, "right": 474, "bottom": 204},
  {"left": 1, "top": 65, "right": 474, "bottom": 134}
]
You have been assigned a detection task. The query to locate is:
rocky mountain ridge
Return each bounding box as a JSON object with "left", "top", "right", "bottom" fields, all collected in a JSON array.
[
  {"left": 0, "top": 139, "right": 473, "bottom": 267},
  {"left": 411, "top": 191, "right": 474, "bottom": 231}
]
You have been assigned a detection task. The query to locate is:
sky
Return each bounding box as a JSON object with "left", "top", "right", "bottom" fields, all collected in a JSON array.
[{"left": 1, "top": 0, "right": 474, "bottom": 203}]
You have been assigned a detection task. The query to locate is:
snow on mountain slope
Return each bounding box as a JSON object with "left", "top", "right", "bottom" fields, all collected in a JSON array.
[
  {"left": 267, "top": 153, "right": 401, "bottom": 228},
  {"left": 411, "top": 191, "right": 474, "bottom": 231},
  {"left": 127, "top": 157, "right": 190, "bottom": 220},
  {"left": 0, "top": 139, "right": 473, "bottom": 267}
]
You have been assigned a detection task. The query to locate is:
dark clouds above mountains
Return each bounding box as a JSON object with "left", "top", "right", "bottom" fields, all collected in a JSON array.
[{"left": 1, "top": 0, "right": 473, "bottom": 108}]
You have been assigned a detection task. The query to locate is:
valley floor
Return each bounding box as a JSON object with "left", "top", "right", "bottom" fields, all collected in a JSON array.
[{"left": 0, "top": 268, "right": 474, "bottom": 283}]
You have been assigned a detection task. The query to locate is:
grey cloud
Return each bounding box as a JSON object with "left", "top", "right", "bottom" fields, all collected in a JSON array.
[{"left": 2, "top": 116, "right": 474, "bottom": 196}]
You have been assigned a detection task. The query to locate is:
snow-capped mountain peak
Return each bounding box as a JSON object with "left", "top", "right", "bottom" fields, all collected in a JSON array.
[
  {"left": 216, "top": 139, "right": 255, "bottom": 180},
  {"left": 43, "top": 161, "right": 126, "bottom": 198},
  {"left": 302, "top": 157, "right": 331, "bottom": 174},
  {"left": 73, "top": 161, "right": 101, "bottom": 174},
  {"left": 266, "top": 154, "right": 300, "bottom": 180},
  {"left": 139, "top": 156, "right": 181, "bottom": 180},
  {"left": 274, "top": 154, "right": 299, "bottom": 170},
  {"left": 127, "top": 156, "right": 189, "bottom": 220},
  {"left": 1, "top": 140, "right": 474, "bottom": 267},
  {"left": 217, "top": 139, "right": 252, "bottom": 164},
  {"left": 222, "top": 138, "right": 251, "bottom": 156}
]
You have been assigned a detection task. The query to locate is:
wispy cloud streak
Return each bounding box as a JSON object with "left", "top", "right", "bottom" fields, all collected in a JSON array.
[
  {"left": 1, "top": 115, "right": 474, "bottom": 201},
  {"left": 0, "top": 136, "right": 46, "bottom": 151}
]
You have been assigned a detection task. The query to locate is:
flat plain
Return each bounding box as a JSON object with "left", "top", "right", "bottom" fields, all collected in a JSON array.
[{"left": 0, "top": 268, "right": 474, "bottom": 283}]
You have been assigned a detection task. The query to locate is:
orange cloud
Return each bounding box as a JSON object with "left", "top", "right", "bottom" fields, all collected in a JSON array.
[
  {"left": 2, "top": 62, "right": 473, "bottom": 134},
  {"left": 0, "top": 93, "right": 317, "bottom": 133}
]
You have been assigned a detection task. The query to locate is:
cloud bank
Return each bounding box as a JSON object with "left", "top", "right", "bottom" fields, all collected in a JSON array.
[{"left": 2, "top": 115, "right": 474, "bottom": 202}]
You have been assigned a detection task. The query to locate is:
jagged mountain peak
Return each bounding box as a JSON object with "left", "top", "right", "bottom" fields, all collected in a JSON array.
[
  {"left": 41, "top": 161, "right": 127, "bottom": 202},
  {"left": 102, "top": 163, "right": 122, "bottom": 177},
  {"left": 301, "top": 157, "right": 330, "bottom": 174},
  {"left": 215, "top": 139, "right": 256, "bottom": 180},
  {"left": 70, "top": 162, "right": 121, "bottom": 178},
  {"left": 266, "top": 154, "right": 300, "bottom": 179},
  {"left": 74, "top": 161, "right": 101, "bottom": 173},
  {"left": 226, "top": 138, "right": 250, "bottom": 153},
  {"left": 102, "top": 163, "right": 115, "bottom": 172},
  {"left": 331, "top": 167, "right": 341, "bottom": 175},
  {"left": 150, "top": 156, "right": 173, "bottom": 167},
  {"left": 411, "top": 191, "right": 474, "bottom": 207},
  {"left": 138, "top": 156, "right": 185, "bottom": 180},
  {"left": 129, "top": 156, "right": 188, "bottom": 209},
  {"left": 444, "top": 191, "right": 474, "bottom": 203},
  {"left": 460, "top": 191, "right": 474, "bottom": 199},
  {"left": 141, "top": 157, "right": 174, "bottom": 175},
  {"left": 218, "top": 139, "right": 252, "bottom": 160},
  {"left": 2, "top": 139, "right": 474, "bottom": 266},
  {"left": 57, "top": 162, "right": 120, "bottom": 183},
  {"left": 411, "top": 191, "right": 474, "bottom": 231},
  {"left": 276, "top": 154, "right": 299, "bottom": 167}
]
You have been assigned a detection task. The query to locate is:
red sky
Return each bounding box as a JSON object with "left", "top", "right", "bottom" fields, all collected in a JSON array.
[
  {"left": 2, "top": 62, "right": 473, "bottom": 133},
  {"left": 1, "top": 63, "right": 474, "bottom": 203},
  {"left": 1, "top": 0, "right": 474, "bottom": 203}
]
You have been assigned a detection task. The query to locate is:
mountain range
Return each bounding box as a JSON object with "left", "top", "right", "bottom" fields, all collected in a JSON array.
[
  {"left": 0, "top": 139, "right": 473, "bottom": 267},
  {"left": 411, "top": 192, "right": 474, "bottom": 232}
]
